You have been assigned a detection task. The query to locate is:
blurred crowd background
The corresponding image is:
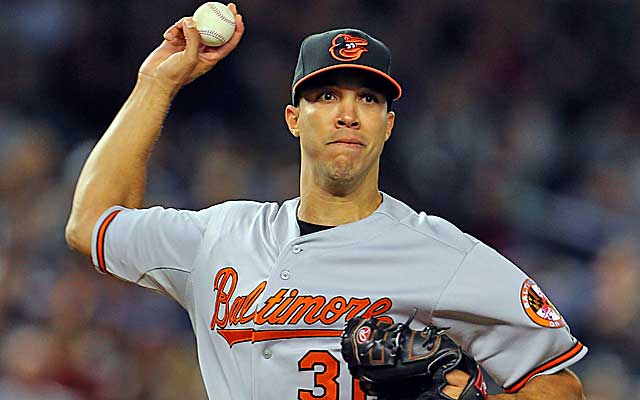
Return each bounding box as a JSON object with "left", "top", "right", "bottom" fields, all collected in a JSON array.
[{"left": 1, "top": 0, "right": 639, "bottom": 398}]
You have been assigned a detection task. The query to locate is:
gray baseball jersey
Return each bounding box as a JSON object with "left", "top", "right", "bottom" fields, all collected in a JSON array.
[{"left": 91, "top": 192, "right": 586, "bottom": 399}]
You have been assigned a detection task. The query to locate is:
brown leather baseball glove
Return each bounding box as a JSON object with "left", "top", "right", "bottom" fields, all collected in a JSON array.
[{"left": 340, "top": 315, "right": 488, "bottom": 400}]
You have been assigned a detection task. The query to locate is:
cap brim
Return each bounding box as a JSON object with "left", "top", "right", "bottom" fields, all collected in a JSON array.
[{"left": 292, "top": 64, "right": 402, "bottom": 101}]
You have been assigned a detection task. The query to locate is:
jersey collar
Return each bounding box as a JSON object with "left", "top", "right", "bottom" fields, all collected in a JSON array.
[{"left": 271, "top": 192, "right": 415, "bottom": 253}]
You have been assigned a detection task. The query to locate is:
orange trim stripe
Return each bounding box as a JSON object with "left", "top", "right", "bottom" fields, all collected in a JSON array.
[
  {"left": 293, "top": 64, "right": 402, "bottom": 100},
  {"left": 253, "top": 328, "right": 342, "bottom": 342},
  {"left": 96, "top": 210, "right": 122, "bottom": 273},
  {"left": 217, "top": 328, "right": 253, "bottom": 346},
  {"left": 217, "top": 328, "right": 342, "bottom": 347},
  {"left": 504, "top": 341, "right": 584, "bottom": 393}
]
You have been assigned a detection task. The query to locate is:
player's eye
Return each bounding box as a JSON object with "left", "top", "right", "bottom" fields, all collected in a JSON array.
[
  {"left": 319, "top": 92, "right": 336, "bottom": 101},
  {"left": 362, "top": 93, "right": 379, "bottom": 104}
]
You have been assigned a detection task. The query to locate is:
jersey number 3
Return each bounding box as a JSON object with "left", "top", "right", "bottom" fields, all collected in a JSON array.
[{"left": 297, "top": 350, "right": 366, "bottom": 400}]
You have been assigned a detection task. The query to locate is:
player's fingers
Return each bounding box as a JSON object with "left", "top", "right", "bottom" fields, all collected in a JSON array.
[
  {"left": 163, "top": 17, "right": 188, "bottom": 41},
  {"left": 214, "top": 13, "right": 244, "bottom": 57},
  {"left": 227, "top": 3, "right": 238, "bottom": 15},
  {"left": 229, "top": 14, "right": 245, "bottom": 45},
  {"left": 181, "top": 17, "right": 201, "bottom": 61},
  {"left": 163, "top": 27, "right": 176, "bottom": 41},
  {"left": 442, "top": 369, "right": 470, "bottom": 398},
  {"left": 165, "top": 37, "right": 186, "bottom": 48},
  {"left": 163, "top": 25, "right": 185, "bottom": 42},
  {"left": 442, "top": 384, "right": 464, "bottom": 399},
  {"left": 443, "top": 369, "right": 470, "bottom": 399},
  {"left": 445, "top": 369, "right": 471, "bottom": 387}
]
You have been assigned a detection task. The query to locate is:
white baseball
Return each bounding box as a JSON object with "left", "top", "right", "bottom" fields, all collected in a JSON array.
[{"left": 192, "top": 2, "right": 236, "bottom": 47}]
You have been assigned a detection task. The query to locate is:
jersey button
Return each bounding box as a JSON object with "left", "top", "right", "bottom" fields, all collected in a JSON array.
[
  {"left": 263, "top": 349, "right": 273, "bottom": 359},
  {"left": 292, "top": 245, "right": 302, "bottom": 254},
  {"left": 280, "top": 270, "right": 291, "bottom": 280}
]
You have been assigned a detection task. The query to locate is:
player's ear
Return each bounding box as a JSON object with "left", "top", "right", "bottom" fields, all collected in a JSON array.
[
  {"left": 285, "top": 104, "right": 300, "bottom": 138},
  {"left": 384, "top": 111, "right": 395, "bottom": 142}
]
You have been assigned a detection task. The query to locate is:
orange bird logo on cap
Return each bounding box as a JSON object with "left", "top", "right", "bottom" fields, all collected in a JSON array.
[{"left": 329, "top": 34, "right": 368, "bottom": 61}]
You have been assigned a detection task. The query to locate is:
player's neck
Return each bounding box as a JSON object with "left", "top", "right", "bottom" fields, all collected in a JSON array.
[{"left": 298, "top": 170, "right": 382, "bottom": 226}]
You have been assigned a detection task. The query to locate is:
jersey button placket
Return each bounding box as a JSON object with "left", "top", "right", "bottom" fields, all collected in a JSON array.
[
  {"left": 283, "top": 244, "right": 303, "bottom": 279},
  {"left": 262, "top": 348, "right": 272, "bottom": 359}
]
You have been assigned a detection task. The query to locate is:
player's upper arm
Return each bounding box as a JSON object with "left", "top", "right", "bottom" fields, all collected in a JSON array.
[
  {"left": 431, "top": 242, "right": 587, "bottom": 392},
  {"left": 88, "top": 203, "right": 230, "bottom": 304}
]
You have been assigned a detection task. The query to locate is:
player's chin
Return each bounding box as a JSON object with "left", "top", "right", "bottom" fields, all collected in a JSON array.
[
  {"left": 325, "top": 159, "right": 362, "bottom": 184},
  {"left": 328, "top": 153, "right": 358, "bottom": 169},
  {"left": 327, "top": 169, "right": 356, "bottom": 183}
]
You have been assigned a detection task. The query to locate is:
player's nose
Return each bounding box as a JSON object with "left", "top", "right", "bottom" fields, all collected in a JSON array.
[{"left": 335, "top": 97, "right": 360, "bottom": 129}]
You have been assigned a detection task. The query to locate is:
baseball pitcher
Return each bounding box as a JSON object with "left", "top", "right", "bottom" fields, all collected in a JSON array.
[{"left": 66, "top": 4, "right": 587, "bottom": 399}]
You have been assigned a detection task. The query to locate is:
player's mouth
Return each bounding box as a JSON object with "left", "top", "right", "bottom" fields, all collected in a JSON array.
[{"left": 327, "top": 137, "right": 365, "bottom": 148}]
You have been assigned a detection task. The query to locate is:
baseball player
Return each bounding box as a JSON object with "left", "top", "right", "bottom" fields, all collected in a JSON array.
[{"left": 66, "top": 4, "right": 587, "bottom": 399}]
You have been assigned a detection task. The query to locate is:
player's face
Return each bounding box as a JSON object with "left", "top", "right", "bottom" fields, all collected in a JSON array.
[{"left": 285, "top": 72, "right": 395, "bottom": 192}]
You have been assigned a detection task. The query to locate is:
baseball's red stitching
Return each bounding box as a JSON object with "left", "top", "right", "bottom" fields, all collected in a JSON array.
[
  {"left": 207, "top": 3, "right": 235, "bottom": 25},
  {"left": 199, "top": 30, "right": 226, "bottom": 42}
]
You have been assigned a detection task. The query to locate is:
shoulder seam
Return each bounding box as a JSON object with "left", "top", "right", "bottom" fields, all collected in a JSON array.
[
  {"left": 428, "top": 242, "right": 480, "bottom": 322},
  {"left": 186, "top": 203, "right": 232, "bottom": 295},
  {"left": 265, "top": 202, "right": 279, "bottom": 248},
  {"left": 376, "top": 211, "right": 470, "bottom": 255}
]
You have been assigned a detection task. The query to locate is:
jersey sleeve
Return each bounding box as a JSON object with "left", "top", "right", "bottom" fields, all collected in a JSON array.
[
  {"left": 431, "top": 242, "right": 587, "bottom": 392},
  {"left": 90, "top": 204, "right": 228, "bottom": 307}
]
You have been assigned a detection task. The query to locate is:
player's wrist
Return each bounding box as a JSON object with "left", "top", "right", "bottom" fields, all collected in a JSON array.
[{"left": 136, "top": 72, "right": 181, "bottom": 99}]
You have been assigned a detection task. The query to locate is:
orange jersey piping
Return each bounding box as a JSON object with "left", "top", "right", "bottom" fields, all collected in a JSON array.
[
  {"left": 503, "top": 341, "right": 584, "bottom": 393},
  {"left": 96, "top": 209, "right": 122, "bottom": 274}
]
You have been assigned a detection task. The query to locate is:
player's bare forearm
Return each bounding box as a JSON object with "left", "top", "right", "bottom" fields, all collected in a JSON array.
[
  {"left": 489, "top": 369, "right": 585, "bottom": 400},
  {"left": 66, "top": 76, "right": 174, "bottom": 255},
  {"left": 65, "top": 10, "right": 244, "bottom": 256}
]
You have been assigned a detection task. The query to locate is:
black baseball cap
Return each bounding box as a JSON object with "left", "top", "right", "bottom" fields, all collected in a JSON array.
[{"left": 291, "top": 28, "right": 402, "bottom": 105}]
